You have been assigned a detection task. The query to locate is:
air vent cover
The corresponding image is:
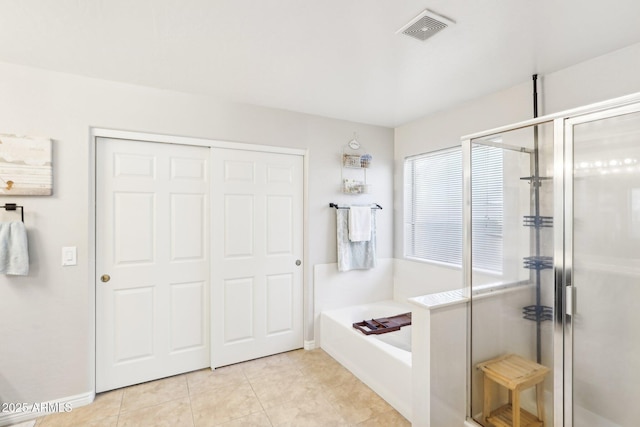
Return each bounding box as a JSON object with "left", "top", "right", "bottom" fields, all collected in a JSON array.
[{"left": 397, "top": 9, "right": 454, "bottom": 42}]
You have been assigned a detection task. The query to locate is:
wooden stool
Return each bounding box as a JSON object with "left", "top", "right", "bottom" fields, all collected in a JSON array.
[{"left": 477, "top": 354, "right": 550, "bottom": 427}]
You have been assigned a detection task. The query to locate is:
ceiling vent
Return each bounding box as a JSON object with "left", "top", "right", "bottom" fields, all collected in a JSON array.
[{"left": 397, "top": 9, "right": 454, "bottom": 42}]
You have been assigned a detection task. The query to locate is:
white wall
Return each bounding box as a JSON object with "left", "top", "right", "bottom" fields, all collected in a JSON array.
[
  {"left": 313, "top": 259, "right": 394, "bottom": 348},
  {"left": 394, "top": 41, "right": 640, "bottom": 258},
  {"left": 393, "top": 259, "right": 464, "bottom": 303},
  {"left": 0, "top": 61, "right": 393, "bottom": 413}
]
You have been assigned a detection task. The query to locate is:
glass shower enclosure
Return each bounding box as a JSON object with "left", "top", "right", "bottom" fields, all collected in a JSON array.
[{"left": 463, "top": 93, "right": 640, "bottom": 427}]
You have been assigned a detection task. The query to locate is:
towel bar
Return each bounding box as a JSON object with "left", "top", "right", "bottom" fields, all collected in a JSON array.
[
  {"left": 329, "top": 203, "right": 382, "bottom": 210},
  {"left": 1, "top": 204, "right": 24, "bottom": 222}
]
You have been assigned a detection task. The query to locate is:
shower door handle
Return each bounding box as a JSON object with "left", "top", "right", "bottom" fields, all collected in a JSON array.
[{"left": 566, "top": 286, "right": 576, "bottom": 316}]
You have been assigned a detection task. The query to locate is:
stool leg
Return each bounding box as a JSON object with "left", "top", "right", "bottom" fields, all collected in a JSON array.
[
  {"left": 536, "top": 382, "right": 545, "bottom": 425},
  {"left": 512, "top": 390, "right": 521, "bottom": 427},
  {"left": 483, "top": 375, "right": 492, "bottom": 424}
]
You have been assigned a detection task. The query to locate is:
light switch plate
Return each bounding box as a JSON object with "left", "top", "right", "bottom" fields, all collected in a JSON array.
[{"left": 62, "top": 246, "right": 77, "bottom": 266}]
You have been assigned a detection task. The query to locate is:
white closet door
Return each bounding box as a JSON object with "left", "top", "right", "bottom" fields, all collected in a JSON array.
[
  {"left": 96, "top": 137, "right": 210, "bottom": 392},
  {"left": 211, "top": 148, "right": 304, "bottom": 367}
]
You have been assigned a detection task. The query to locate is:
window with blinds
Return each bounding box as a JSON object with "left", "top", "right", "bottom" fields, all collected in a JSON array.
[
  {"left": 404, "top": 148, "right": 463, "bottom": 266},
  {"left": 404, "top": 145, "right": 503, "bottom": 273}
]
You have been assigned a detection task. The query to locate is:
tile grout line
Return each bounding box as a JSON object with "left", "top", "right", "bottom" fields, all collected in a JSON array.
[
  {"left": 185, "top": 373, "right": 197, "bottom": 427},
  {"left": 243, "top": 365, "right": 275, "bottom": 426},
  {"left": 116, "top": 387, "right": 125, "bottom": 426}
]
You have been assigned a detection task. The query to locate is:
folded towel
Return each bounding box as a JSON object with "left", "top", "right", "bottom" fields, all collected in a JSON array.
[
  {"left": 0, "top": 221, "right": 29, "bottom": 275},
  {"left": 348, "top": 206, "right": 372, "bottom": 242}
]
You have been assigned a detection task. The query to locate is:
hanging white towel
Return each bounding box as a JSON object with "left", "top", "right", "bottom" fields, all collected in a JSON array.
[
  {"left": 0, "top": 221, "right": 29, "bottom": 276},
  {"left": 337, "top": 209, "right": 376, "bottom": 272},
  {"left": 348, "top": 206, "right": 372, "bottom": 242}
]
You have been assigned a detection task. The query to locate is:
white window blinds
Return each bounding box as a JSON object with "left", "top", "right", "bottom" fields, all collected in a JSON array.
[
  {"left": 404, "top": 148, "right": 462, "bottom": 266},
  {"left": 470, "top": 144, "right": 503, "bottom": 273},
  {"left": 404, "top": 145, "right": 503, "bottom": 273}
]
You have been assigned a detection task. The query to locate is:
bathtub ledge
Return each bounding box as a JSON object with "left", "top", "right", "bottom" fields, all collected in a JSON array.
[{"left": 409, "top": 289, "right": 468, "bottom": 310}]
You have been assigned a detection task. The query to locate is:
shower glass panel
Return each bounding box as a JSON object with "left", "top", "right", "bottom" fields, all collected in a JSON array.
[
  {"left": 468, "top": 121, "right": 555, "bottom": 427},
  {"left": 570, "top": 110, "right": 640, "bottom": 426}
]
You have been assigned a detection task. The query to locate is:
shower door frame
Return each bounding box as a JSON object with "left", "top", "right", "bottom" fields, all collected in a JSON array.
[
  {"left": 462, "top": 91, "right": 640, "bottom": 427},
  {"left": 562, "top": 100, "right": 640, "bottom": 427}
]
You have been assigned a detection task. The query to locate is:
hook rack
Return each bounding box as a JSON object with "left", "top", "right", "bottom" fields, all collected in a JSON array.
[{"left": 1, "top": 203, "right": 24, "bottom": 222}]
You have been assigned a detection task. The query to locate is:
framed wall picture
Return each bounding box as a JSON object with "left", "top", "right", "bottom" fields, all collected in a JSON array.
[{"left": 0, "top": 135, "right": 52, "bottom": 196}]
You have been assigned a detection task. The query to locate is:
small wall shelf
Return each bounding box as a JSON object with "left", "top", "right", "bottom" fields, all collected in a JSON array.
[
  {"left": 341, "top": 135, "right": 372, "bottom": 194},
  {"left": 523, "top": 256, "right": 553, "bottom": 270},
  {"left": 523, "top": 216, "right": 553, "bottom": 228},
  {"left": 523, "top": 305, "right": 553, "bottom": 322}
]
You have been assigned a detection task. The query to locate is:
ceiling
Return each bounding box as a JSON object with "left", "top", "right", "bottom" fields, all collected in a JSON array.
[{"left": 1, "top": 1, "right": 639, "bottom": 128}]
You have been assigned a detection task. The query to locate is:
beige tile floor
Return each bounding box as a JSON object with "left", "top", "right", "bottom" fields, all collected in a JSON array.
[{"left": 17, "top": 349, "right": 409, "bottom": 427}]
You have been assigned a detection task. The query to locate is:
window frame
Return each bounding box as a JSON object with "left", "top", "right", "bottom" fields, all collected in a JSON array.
[{"left": 403, "top": 145, "right": 504, "bottom": 274}]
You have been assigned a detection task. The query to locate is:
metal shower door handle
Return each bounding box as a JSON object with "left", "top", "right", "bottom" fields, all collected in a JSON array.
[{"left": 566, "top": 286, "right": 576, "bottom": 315}]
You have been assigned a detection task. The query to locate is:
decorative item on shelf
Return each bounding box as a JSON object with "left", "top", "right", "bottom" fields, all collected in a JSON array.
[
  {"left": 343, "top": 154, "right": 362, "bottom": 168},
  {"left": 360, "top": 154, "right": 372, "bottom": 168},
  {"left": 343, "top": 179, "right": 368, "bottom": 194}
]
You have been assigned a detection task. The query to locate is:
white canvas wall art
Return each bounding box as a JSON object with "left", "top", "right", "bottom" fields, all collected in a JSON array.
[{"left": 0, "top": 134, "right": 52, "bottom": 196}]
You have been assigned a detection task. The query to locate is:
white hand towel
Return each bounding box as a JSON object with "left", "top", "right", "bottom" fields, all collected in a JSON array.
[
  {"left": 0, "top": 221, "right": 29, "bottom": 276},
  {"left": 348, "top": 206, "right": 372, "bottom": 242}
]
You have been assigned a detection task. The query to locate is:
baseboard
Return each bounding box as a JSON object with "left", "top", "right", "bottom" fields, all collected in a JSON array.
[
  {"left": 303, "top": 340, "right": 315, "bottom": 350},
  {"left": 0, "top": 391, "right": 94, "bottom": 427}
]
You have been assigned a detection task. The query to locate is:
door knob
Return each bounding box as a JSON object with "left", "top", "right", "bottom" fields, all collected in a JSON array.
[
  {"left": 295, "top": 259, "right": 301, "bottom": 266},
  {"left": 100, "top": 274, "right": 111, "bottom": 283}
]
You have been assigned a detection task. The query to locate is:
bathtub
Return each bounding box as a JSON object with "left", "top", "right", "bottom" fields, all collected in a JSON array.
[{"left": 320, "top": 300, "right": 413, "bottom": 421}]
